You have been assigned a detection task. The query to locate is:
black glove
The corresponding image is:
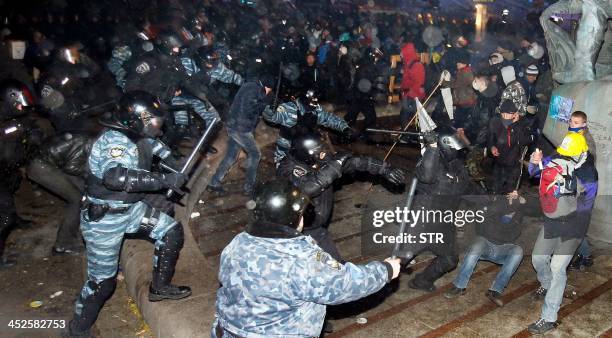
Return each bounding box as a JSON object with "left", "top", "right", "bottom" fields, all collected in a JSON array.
[
  {"left": 161, "top": 172, "right": 189, "bottom": 191},
  {"left": 421, "top": 132, "right": 438, "bottom": 145},
  {"left": 342, "top": 127, "right": 355, "bottom": 141},
  {"left": 333, "top": 152, "right": 352, "bottom": 167},
  {"left": 380, "top": 163, "right": 406, "bottom": 186}
]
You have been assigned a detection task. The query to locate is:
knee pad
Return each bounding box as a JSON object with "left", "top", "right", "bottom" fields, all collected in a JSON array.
[{"left": 88, "top": 278, "right": 117, "bottom": 300}]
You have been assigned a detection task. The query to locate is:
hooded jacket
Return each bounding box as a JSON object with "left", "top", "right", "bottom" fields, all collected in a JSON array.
[{"left": 400, "top": 43, "right": 425, "bottom": 100}]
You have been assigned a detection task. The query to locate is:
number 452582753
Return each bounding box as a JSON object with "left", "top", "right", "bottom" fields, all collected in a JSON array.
[{"left": 7, "top": 320, "right": 66, "bottom": 329}]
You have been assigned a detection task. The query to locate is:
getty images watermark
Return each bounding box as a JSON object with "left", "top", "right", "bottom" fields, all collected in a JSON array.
[{"left": 370, "top": 207, "right": 486, "bottom": 244}]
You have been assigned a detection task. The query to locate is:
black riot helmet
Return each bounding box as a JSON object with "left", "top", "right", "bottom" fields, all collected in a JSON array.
[
  {"left": 115, "top": 91, "right": 165, "bottom": 137},
  {"left": 436, "top": 125, "right": 468, "bottom": 160},
  {"left": 0, "top": 79, "right": 34, "bottom": 119},
  {"left": 251, "top": 179, "right": 309, "bottom": 229},
  {"left": 298, "top": 89, "right": 319, "bottom": 109},
  {"left": 195, "top": 45, "right": 219, "bottom": 69},
  {"left": 290, "top": 127, "right": 330, "bottom": 165},
  {"left": 155, "top": 29, "right": 184, "bottom": 56}
]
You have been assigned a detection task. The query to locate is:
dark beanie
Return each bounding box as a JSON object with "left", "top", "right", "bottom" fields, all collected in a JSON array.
[{"left": 500, "top": 100, "right": 518, "bottom": 113}]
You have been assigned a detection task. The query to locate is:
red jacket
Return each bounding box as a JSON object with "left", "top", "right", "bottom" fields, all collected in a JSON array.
[{"left": 400, "top": 43, "right": 426, "bottom": 100}]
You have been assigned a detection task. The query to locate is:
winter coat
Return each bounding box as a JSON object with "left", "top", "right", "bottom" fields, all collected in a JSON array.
[
  {"left": 450, "top": 66, "right": 477, "bottom": 107},
  {"left": 400, "top": 43, "right": 426, "bottom": 100},
  {"left": 487, "top": 116, "right": 535, "bottom": 167}
]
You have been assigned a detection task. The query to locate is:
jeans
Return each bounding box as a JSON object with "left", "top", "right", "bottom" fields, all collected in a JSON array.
[
  {"left": 531, "top": 227, "right": 581, "bottom": 322},
  {"left": 453, "top": 236, "right": 523, "bottom": 293},
  {"left": 209, "top": 129, "right": 261, "bottom": 192},
  {"left": 576, "top": 238, "right": 591, "bottom": 257}
]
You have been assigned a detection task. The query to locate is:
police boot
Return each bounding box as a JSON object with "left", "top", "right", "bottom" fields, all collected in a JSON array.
[
  {"left": 67, "top": 278, "right": 117, "bottom": 337},
  {"left": 149, "top": 224, "right": 191, "bottom": 302}
]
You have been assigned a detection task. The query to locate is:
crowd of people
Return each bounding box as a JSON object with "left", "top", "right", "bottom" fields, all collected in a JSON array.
[{"left": 0, "top": 0, "right": 601, "bottom": 337}]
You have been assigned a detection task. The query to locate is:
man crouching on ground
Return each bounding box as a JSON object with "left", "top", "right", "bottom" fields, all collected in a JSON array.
[{"left": 212, "top": 179, "right": 401, "bottom": 337}]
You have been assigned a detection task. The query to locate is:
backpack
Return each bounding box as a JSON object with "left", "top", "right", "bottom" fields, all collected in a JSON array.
[{"left": 539, "top": 159, "right": 577, "bottom": 218}]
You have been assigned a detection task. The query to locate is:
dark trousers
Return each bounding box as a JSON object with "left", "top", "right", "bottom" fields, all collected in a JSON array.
[
  {"left": 345, "top": 96, "right": 377, "bottom": 132},
  {"left": 0, "top": 172, "right": 20, "bottom": 259},
  {"left": 27, "top": 159, "right": 84, "bottom": 248},
  {"left": 401, "top": 225, "right": 458, "bottom": 288},
  {"left": 489, "top": 163, "right": 522, "bottom": 194}
]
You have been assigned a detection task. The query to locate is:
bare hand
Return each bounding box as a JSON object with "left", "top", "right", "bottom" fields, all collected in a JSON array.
[
  {"left": 491, "top": 146, "right": 500, "bottom": 157},
  {"left": 507, "top": 190, "right": 519, "bottom": 204},
  {"left": 384, "top": 257, "right": 402, "bottom": 279},
  {"left": 530, "top": 148, "right": 543, "bottom": 164}
]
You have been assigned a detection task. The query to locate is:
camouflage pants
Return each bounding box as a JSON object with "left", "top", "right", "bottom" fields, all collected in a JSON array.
[{"left": 75, "top": 199, "right": 177, "bottom": 315}]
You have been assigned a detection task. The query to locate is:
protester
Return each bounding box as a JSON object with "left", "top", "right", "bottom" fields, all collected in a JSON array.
[
  {"left": 527, "top": 132, "right": 598, "bottom": 334},
  {"left": 206, "top": 75, "right": 274, "bottom": 196}
]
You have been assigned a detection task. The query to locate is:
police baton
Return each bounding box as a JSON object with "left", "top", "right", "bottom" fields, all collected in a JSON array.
[
  {"left": 165, "top": 117, "right": 220, "bottom": 198},
  {"left": 272, "top": 61, "right": 283, "bottom": 111},
  {"left": 366, "top": 128, "right": 425, "bottom": 137},
  {"left": 392, "top": 176, "right": 418, "bottom": 259}
]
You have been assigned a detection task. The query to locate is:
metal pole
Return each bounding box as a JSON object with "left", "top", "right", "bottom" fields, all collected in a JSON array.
[{"left": 165, "top": 117, "right": 219, "bottom": 198}]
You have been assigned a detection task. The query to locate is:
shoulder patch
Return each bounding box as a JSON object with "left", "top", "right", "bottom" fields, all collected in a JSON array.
[
  {"left": 109, "top": 146, "right": 126, "bottom": 158},
  {"left": 135, "top": 62, "right": 151, "bottom": 74},
  {"left": 293, "top": 166, "right": 307, "bottom": 177},
  {"left": 314, "top": 250, "right": 341, "bottom": 270}
]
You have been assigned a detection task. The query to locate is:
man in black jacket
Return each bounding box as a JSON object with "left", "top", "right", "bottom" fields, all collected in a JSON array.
[
  {"left": 487, "top": 100, "right": 535, "bottom": 195},
  {"left": 27, "top": 133, "right": 92, "bottom": 255},
  {"left": 277, "top": 127, "right": 405, "bottom": 261},
  {"left": 207, "top": 76, "right": 274, "bottom": 196}
]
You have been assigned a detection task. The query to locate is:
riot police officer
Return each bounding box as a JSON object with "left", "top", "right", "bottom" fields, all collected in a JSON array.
[
  {"left": 278, "top": 127, "right": 405, "bottom": 261},
  {"left": 344, "top": 48, "right": 381, "bottom": 139},
  {"left": 123, "top": 29, "right": 220, "bottom": 153},
  {"left": 398, "top": 127, "right": 482, "bottom": 292},
  {"left": 263, "top": 89, "right": 353, "bottom": 167},
  {"left": 67, "top": 91, "right": 191, "bottom": 337},
  {"left": 212, "top": 179, "right": 401, "bottom": 338},
  {"left": 0, "top": 79, "right": 42, "bottom": 268},
  {"left": 38, "top": 43, "right": 113, "bottom": 133}
]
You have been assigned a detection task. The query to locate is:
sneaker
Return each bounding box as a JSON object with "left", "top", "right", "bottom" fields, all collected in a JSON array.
[
  {"left": 206, "top": 185, "right": 227, "bottom": 195},
  {"left": 408, "top": 278, "right": 436, "bottom": 292},
  {"left": 0, "top": 257, "right": 16, "bottom": 270},
  {"left": 486, "top": 290, "right": 504, "bottom": 307},
  {"left": 527, "top": 318, "right": 557, "bottom": 334},
  {"left": 52, "top": 245, "right": 83, "bottom": 256},
  {"left": 530, "top": 285, "right": 547, "bottom": 301},
  {"left": 444, "top": 286, "right": 466, "bottom": 299}
]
